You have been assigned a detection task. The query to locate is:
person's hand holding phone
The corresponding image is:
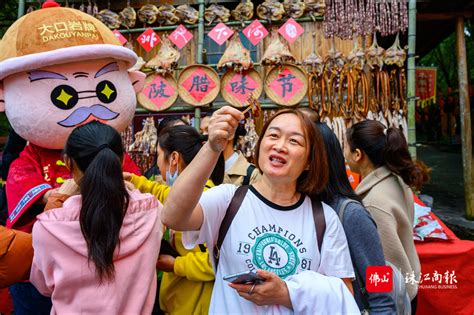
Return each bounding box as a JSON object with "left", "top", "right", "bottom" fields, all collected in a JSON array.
[{"left": 227, "top": 269, "right": 293, "bottom": 309}]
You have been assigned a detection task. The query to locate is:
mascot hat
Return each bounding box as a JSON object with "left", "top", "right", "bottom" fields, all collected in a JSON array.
[{"left": 0, "top": 1, "right": 137, "bottom": 80}]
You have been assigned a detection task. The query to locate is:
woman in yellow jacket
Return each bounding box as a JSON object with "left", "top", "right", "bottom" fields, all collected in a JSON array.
[{"left": 125, "top": 125, "right": 224, "bottom": 315}]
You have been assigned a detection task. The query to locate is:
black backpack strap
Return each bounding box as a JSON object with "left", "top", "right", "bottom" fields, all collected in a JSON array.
[
  {"left": 311, "top": 197, "right": 325, "bottom": 254},
  {"left": 242, "top": 164, "right": 256, "bottom": 186},
  {"left": 213, "top": 185, "right": 249, "bottom": 267}
]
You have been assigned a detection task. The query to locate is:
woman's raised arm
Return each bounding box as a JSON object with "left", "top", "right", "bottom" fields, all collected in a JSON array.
[{"left": 162, "top": 106, "right": 244, "bottom": 231}]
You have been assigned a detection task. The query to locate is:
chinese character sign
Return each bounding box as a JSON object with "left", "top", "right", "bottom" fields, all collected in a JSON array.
[
  {"left": 137, "top": 28, "right": 160, "bottom": 52},
  {"left": 278, "top": 18, "right": 304, "bottom": 44},
  {"left": 142, "top": 75, "right": 176, "bottom": 110},
  {"left": 181, "top": 68, "right": 217, "bottom": 102},
  {"left": 415, "top": 67, "right": 437, "bottom": 108},
  {"left": 113, "top": 30, "right": 128, "bottom": 45},
  {"left": 366, "top": 266, "right": 393, "bottom": 293},
  {"left": 37, "top": 20, "right": 99, "bottom": 44},
  {"left": 224, "top": 73, "right": 258, "bottom": 104},
  {"left": 169, "top": 24, "right": 193, "bottom": 49},
  {"left": 208, "top": 23, "right": 234, "bottom": 46},
  {"left": 268, "top": 68, "right": 305, "bottom": 102},
  {"left": 243, "top": 20, "right": 269, "bottom": 46}
]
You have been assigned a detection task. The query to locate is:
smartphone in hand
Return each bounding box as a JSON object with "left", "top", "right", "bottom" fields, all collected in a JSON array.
[{"left": 223, "top": 270, "right": 265, "bottom": 284}]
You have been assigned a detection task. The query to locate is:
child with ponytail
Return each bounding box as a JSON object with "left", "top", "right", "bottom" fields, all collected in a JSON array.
[{"left": 30, "top": 121, "right": 163, "bottom": 314}]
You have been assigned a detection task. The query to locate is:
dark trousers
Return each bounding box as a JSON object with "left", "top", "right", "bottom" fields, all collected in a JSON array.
[
  {"left": 9, "top": 282, "right": 52, "bottom": 315},
  {"left": 411, "top": 294, "right": 418, "bottom": 315}
]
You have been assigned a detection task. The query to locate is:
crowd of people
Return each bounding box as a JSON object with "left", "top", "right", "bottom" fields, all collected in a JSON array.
[{"left": 0, "top": 105, "right": 429, "bottom": 314}]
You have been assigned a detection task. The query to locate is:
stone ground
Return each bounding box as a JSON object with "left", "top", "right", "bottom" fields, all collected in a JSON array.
[{"left": 417, "top": 144, "right": 474, "bottom": 240}]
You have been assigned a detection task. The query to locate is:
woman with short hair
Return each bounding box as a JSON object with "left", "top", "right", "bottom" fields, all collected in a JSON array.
[{"left": 161, "top": 106, "right": 359, "bottom": 314}]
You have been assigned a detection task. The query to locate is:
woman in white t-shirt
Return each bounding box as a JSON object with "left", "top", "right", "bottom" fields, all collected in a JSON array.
[{"left": 162, "top": 106, "right": 359, "bottom": 314}]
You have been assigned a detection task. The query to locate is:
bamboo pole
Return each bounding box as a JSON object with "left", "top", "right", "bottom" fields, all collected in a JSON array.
[
  {"left": 455, "top": 16, "right": 473, "bottom": 220},
  {"left": 18, "top": 0, "right": 25, "bottom": 18},
  {"left": 407, "top": 0, "right": 417, "bottom": 158},
  {"left": 194, "top": 0, "right": 205, "bottom": 131}
]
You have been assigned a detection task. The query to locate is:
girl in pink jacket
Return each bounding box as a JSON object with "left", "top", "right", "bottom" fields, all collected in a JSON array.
[{"left": 30, "top": 121, "right": 163, "bottom": 314}]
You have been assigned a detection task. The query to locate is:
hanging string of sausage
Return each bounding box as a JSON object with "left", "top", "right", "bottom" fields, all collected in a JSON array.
[{"left": 324, "top": 0, "right": 408, "bottom": 39}]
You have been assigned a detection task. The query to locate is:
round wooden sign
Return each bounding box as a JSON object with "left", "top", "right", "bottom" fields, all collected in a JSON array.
[
  {"left": 177, "top": 65, "right": 220, "bottom": 106},
  {"left": 221, "top": 69, "right": 263, "bottom": 108},
  {"left": 264, "top": 64, "right": 308, "bottom": 106},
  {"left": 137, "top": 73, "right": 178, "bottom": 112}
]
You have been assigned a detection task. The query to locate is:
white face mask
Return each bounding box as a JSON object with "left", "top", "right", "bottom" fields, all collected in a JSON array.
[{"left": 166, "top": 164, "right": 179, "bottom": 186}]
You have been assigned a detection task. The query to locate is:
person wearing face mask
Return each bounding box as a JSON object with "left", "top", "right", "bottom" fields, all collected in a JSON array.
[{"left": 124, "top": 125, "right": 224, "bottom": 315}]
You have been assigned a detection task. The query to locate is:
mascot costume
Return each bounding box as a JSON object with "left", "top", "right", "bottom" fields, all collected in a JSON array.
[{"left": 0, "top": 1, "right": 144, "bottom": 234}]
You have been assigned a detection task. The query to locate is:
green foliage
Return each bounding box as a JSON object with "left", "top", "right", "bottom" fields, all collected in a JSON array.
[
  {"left": 0, "top": 0, "right": 18, "bottom": 38},
  {"left": 419, "top": 20, "right": 474, "bottom": 95},
  {"left": 0, "top": 114, "right": 11, "bottom": 136}
]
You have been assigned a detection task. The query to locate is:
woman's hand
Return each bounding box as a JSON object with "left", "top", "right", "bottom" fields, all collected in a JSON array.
[
  {"left": 228, "top": 269, "right": 293, "bottom": 309},
  {"left": 207, "top": 106, "right": 244, "bottom": 153},
  {"left": 156, "top": 254, "right": 176, "bottom": 273},
  {"left": 57, "top": 179, "right": 80, "bottom": 196}
]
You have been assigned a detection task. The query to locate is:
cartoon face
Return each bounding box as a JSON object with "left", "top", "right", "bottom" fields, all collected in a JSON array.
[{"left": 1, "top": 58, "right": 144, "bottom": 149}]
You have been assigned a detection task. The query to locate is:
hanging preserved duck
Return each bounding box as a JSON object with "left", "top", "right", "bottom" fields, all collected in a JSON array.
[
  {"left": 283, "top": 0, "right": 306, "bottom": 19},
  {"left": 304, "top": 0, "right": 326, "bottom": 21},
  {"left": 119, "top": 1, "right": 136, "bottom": 28},
  {"left": 303, "top": 32, "right": 324, "bottom": 75},
  {"left": 261, "top": 30, "right": 296, "bottom": 66},
  {"left": 346, "top": 37, "right": 365, "bottom": 71},
  {"left": 95, "top": 9, "right": 122, "bottom": 29},
  {"left": 204, "top": 4, "right": 231, "bottom": 25},
  {"left": 146, "top": 37, "right": 181, "bottom": 74},
  {"left": 231, "top": 0, "right": 254, "bottom": 23},
  {"left": 138, "top": 3, "right": 160, "bottom": 25},
  {"left": 365, "top": 33, "right": 385, "bottom": 69},
  {"left": 176, "top": 4, "right": 199, "bottom": 24},
  {"left": 257, "top": 0, "right": 285, "bottom": 22},
  {"left": 218, "top": 33, "right": 253, "bottom": 72},
  {"left": 324, "top": 38, "right": 345, "bottom": 71},
  {"left": 158, "top": 5, "right": 180, "bottom": 25},
  {"left": 384, "top": 33, "right": 406, "bottom": 67}
]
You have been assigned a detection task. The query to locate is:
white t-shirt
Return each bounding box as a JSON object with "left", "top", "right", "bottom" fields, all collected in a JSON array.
[{"left": 183, "top": 184, "right": 356, "bottom": 314}]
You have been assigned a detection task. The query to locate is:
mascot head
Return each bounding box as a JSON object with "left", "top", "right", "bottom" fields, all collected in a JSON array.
[{"left": 0, "top": 1, "right": 145, "bottom": 149}]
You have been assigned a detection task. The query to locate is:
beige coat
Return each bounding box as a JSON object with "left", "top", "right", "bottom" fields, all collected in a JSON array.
[
  {"left": 223, "top": 152, "right": 261, "bottom": 186},
  {"left": 356, "top": 166, "right": 421, "bottom": 300}
]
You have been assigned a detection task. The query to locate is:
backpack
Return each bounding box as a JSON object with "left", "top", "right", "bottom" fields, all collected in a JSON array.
[
  {"left": 338, "top": 199, "right": 411, "bottom": 315},
  {"left": 213, "top": 185, "right": 326, "bottom": 267}
]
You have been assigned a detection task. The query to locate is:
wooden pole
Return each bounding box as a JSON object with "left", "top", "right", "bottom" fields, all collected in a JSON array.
[
  {"left": 407, "top": 0, "right": 417, "bottom": 158},
  {"left": 455, "top": 16, "right": 473, "bottom": 220}
]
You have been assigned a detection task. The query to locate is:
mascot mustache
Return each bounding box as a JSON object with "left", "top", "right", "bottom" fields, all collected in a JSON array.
[{"left": 57, "top": 104, "right": 119, "bottom": 127}]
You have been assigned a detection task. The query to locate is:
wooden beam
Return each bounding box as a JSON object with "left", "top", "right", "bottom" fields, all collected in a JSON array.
[
  {"left": 455, "top": 16, "right": 473, "bottom": 220},
  {"left": 417, "top": 12, "right": 474, "bottom": 21},
  {"left": 407, "top": 0, "right": 417, "bottom": 158}
]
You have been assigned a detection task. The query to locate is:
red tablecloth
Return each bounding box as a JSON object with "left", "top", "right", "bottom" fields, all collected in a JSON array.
[{"left": 415, "top": 212, "right": 474, "bottom": 315}]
